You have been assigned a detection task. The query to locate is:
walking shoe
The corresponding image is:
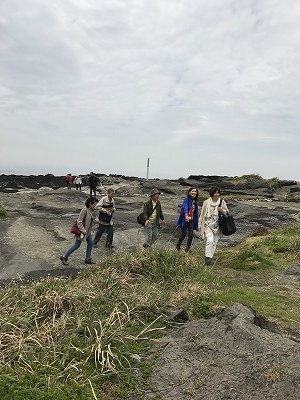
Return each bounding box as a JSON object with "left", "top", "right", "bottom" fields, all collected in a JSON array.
[
  {"left": 106, "top": 243, "right": 115, "bottom": 249},
  {"left": 60, "top": 256, "right": 68, "bottom": 266},
  {"left": 205, "top": 257, "right": 212, "bottom": 265},
  {"left": 85, "top": 258, "right": 96, "bottom": 264},
  {"left": 93, "top": 244, "right": 98, "bottom": 248},
  {"left": 143, "top": 243, "right": 150, "bottom": 248},
  {"left": 176, "top": 246, "right": 181, "bottom": 251}
]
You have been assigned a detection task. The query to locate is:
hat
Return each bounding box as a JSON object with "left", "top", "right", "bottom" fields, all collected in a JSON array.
[{"left": 149, "top": 188, "right": 161, "bottom": 197}]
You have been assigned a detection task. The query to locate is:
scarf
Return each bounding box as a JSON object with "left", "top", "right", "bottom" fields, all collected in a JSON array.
[{"left": 204, "top": 197, "right": 221, "bottom": 219}]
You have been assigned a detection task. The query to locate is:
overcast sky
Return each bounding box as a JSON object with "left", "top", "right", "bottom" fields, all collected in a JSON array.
[{"left": 1, "top": 0, "right": 299, "bottom": 180}]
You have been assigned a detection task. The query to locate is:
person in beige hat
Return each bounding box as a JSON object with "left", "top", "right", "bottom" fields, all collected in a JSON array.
[{"left": 141, "top": 188, "right": 166, "bottom": 248}]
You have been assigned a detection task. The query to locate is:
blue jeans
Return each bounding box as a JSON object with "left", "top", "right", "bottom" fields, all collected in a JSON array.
[{"left": 64, "top": 233, "right": 93, "bottom": 260}]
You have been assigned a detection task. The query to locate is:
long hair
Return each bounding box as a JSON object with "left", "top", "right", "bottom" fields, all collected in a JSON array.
[{"left": 187, "top": 187, "right": 199, "bottom": 202}]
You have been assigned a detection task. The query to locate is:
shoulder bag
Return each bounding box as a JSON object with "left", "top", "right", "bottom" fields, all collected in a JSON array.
[
  {"left": 98, "top": 202, "right": 114, "bottom": 223},
  {"left": 218, "top": 198, "right": 236, "bottom": 236},
  {"left": 137, "top": 204, "right": 157, "bottom": 226}
]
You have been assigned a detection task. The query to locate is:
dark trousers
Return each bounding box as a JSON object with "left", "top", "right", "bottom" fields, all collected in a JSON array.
[
  {"left": 93, "top": 224, "right": 113, "bottom": 245},
  {"left": 177, "top": 220, "right": 194, "bottom": 250},
  {"left": 89, "top": 186, "right": 96, "bottom": 197},
  {"left": 76, "top": 184, "right": 81, "bottom": 191}
]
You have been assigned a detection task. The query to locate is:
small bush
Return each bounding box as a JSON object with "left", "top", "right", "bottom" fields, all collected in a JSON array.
[
  {"left": 0, "top": 205, "right": 8, "bottom": 219},
  {"left": 285, "top": 194, "right": 300, "bottom": 203}
]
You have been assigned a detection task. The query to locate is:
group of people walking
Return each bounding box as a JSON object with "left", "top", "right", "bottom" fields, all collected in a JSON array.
[
  {"left": 60, "top": 186, "right": 230, "bottom": 267},
  {"left": 64, "top": 172, "right": 101, "bottom": 194},
  {"left": 60, "top": 188, "right": 116, "bottom": 266},
  {"left": 65, "top": 174, "right": 83, "bottom": 191}
]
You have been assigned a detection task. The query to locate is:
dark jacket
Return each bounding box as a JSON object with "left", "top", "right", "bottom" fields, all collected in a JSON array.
[
  {"left": 142, "top": 199, "right": 164, "bottom": 226},
  {"left": 88, "top": 175, "right": 98, "bottom": 188},
  {"left": 176, "top": 197, "right": 199, "bottom": 231}
]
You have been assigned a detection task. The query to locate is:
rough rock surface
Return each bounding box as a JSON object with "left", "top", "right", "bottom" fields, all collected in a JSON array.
[
  {"left": 139, "top": 304, "right": 300, "bottom": 400},
  {"left": 0, "top": 174, "right": 299, "bottom": 285}
]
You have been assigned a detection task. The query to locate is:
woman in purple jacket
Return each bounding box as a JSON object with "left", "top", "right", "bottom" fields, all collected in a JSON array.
[{"left": 176, "top": 187, "right": 199, "bottom": 252}]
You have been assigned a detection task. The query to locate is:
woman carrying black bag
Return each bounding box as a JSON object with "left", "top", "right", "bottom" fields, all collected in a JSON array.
[{"left": 199, "top": 187, "right": 229, "bottom": 265}]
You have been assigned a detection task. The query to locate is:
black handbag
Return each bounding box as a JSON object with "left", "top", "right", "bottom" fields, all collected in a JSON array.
[
  {"left": 220, "top": 215, "right": 236, "bottom": 236},
  {"left": 137, "top": 213, "right": 146, "bottom": 226},
  {"left": 98, "top": 202, "right": 114, "bottom": 223},
  {"left": 98, "top": 212, "right": 112, "bottom": 223},
  {"left": 218, "top": 198, "right": 236, "bottom": 236},
  {"left": 137, "top": 204, "right": 157, "bottom": 226}
]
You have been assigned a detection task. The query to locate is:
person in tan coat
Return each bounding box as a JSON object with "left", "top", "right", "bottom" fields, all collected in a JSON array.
[{"left": 60, "top": 196, "right": 98, "bottom": 265}]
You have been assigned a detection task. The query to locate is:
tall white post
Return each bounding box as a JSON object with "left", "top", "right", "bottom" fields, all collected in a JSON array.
[{"left": 146, "top": 157, "right": 150, "bottom": 180}]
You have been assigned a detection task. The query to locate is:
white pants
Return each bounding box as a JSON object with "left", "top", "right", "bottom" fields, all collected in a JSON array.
[{"left": 205, "top": 227, "right": 221, "bottom": 258}]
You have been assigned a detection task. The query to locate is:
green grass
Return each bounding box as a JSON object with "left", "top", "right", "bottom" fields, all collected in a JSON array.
[{"left": 0, "top": 223, "right": 299, "bottom": 398}]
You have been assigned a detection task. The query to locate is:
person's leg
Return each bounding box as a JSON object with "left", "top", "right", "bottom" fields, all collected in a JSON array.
[
  {"left": 89, "top": 186, "right": 93, "bottom": 197},
  {"left": 143, "top": 223, "right": 153, "bottom": 247},
  {"left": 152, "top": 224, "right": 159, "bottom": 245},
  {"left": 176, "top": 223, "right": 188, "bottom": 250},
  {"left": 185, "top": 220, "right": 194, "bottom": 250},
  {"left": 106, "top": 225, "right": 114, "bottom": 247},
  {"left": 93, "top": 224, "right": 106, "bottom": 245},
  {"left": 204, "top": 228, "right": 220, "bottom": 264},
  {"left": 79, "top": 184, "right": 81, "bottom": 191},
  {"left": 85, "top": 233, "right": 94, "bottom": 260},
  {"left": 63, "top": 238, "right": 82, "bottom": 258}
]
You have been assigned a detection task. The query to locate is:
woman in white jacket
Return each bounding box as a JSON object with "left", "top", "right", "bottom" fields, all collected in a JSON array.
[{"left": 199, "top": 187, "right": 228, "bottom": 265}]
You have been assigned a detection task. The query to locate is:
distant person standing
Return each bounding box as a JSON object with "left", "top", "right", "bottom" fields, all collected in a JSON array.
[
  {"left": 74, "top": 175, "right": 82, "bottom": 191},
  {"left": 60, "top": 196, "right": 98, "bottom": 266},
  {"left": 199, "top": 187, "right": 229, "bottom": 265},
  {"left": 66, "top": 173, "right": 73, "bottom": 190},
  {"left": 93, "top": 188, "right": 116, "bottom": 249},
  {"left": 88, "top": 172, "right": 98, "bottom": 197},
  {"left": 176, "top": 187, "right": 199, "bottom": 252},
  {"left": 141, "top": 188, "right": 166, "bottom": 248}
]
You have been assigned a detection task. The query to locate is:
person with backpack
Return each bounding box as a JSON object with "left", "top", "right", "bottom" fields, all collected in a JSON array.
[
  {"left": 199, "top": 187, "right": 229, "bottom": 265},
  {"left": 60, "top": 196, "right": 99, "bottom": 266},
  {"left": 176, "top": 187, "right": 199, "bottom": 252},
  {"left": 141, "top": 188, "right": 166, "bottom": 248}
]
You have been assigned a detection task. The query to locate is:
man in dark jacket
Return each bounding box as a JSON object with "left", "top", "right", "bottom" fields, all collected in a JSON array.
[
  {"left": 88, "top": 172, "right": 98, "bottom": 197},
  {"left": 142, "top": 188, "right": 166, "bottom": 248}
]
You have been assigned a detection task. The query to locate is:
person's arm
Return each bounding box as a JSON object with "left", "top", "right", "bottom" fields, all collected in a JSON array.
[
  {"left": 218, "top": 199, "right": 229, "bottom": 215},
  {"left": 143, "top": 202, "right": 150, "bottom": 225},
  {"left": 158, "top": 202, "right": 166, "bottom": 225},
  {"left": 182, "top": 198, "right": 190, "bottom": 221},
  {"left": 198, "top": 201, "right": 207, "bottom": 237},
  {"left": 95, "top": 197, "right": 110, "bottom": 213},
  {"left": 77, "top": 209, "right": 87, "bottom": 234}
]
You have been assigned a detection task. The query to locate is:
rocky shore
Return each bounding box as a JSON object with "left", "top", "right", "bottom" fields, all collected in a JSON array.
[{"left": 0, "top": 173, "right": 299, "bottom": 284}]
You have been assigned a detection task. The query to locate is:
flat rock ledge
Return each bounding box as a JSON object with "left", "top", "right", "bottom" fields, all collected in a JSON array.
[{"left": 138, "top": 304, "right": 300, "bottom": 400}]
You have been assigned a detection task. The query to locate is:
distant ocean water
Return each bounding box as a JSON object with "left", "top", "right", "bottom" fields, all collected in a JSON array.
[{"left": 0, "top": 167, "right": 63, "bottom": 176}]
